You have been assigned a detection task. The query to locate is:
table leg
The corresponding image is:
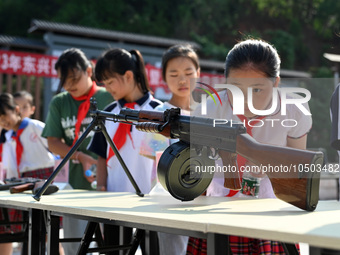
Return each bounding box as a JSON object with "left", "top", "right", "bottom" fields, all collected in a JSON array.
[
  {"left": 103, "top": 224, "right": 119, "bottom": 255},
  {"left": 281, "top": 242, "right": 299, "bottom": 255},
  {"left": 77, "top": 221, "right": 97, "bottom": 255},
  {"left": 143, "top": 230, "right": 159, "bottom": 255},
  {"left": 28, "top": 209, "right": 46, "bottom": 255},
  {"left": 207, "top": 233, "right": 230, "bottom": 255},
  {"left": 46, "top": 211, "right": 60, "bottom": 255}
]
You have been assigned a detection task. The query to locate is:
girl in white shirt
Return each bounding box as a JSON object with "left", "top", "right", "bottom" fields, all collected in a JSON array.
[
  {"left": 147, "top": 44, "right": 201, "bottom": 255},
  {"left": 0, "top": 93, "right": 55, "bottom": 179},
  {"left": 0, "top": 92, "right": 55, "bottom": 255},
  {"left": 187, "top": 39, "right": 311, "bottom": 255}
]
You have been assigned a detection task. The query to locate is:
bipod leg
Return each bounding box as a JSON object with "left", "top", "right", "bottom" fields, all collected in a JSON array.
[
  {"left": 33, "top": 119, "right": 99, "bottom": 201},
  {"left": 98, "top": 121, "right": 144, "bottom": 197}
]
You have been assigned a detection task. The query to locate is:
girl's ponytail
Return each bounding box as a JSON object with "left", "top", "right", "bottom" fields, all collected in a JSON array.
[
  {"left": 130, "top": 50, "right": 150, "bottom": 94},
  {"left": 96, "top": 48, "right": 151, "bottom": 95}
]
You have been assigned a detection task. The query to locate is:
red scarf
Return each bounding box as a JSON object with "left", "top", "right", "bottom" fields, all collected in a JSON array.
[
  {"left": 13, "top": 128, "right": 25, "bottom": 177},
  {"left": 71, "top": 82, "right": 99, "bottom": 145},
  {"left": 106, "top": 102, "right": 137, "bottom": 164},
  {"left": 226, "top": 115, "right": 265, "bottom": 197}
]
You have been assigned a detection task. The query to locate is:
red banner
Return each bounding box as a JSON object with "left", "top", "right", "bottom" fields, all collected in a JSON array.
[
  {"left": 0, "top": 50, "right": 59, "bottom": 78},
  {"left": 0, "top": 50, "right": 225, "bottom": 91}
]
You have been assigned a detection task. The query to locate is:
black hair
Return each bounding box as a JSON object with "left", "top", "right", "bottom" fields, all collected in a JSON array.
[
  {"left": 13, "top": 90, "right": 34, "bottom": 106},
  {"left": 161, "top": 44, "right": 199, "bottom": 81},
  {"left": 225, "top": 39, "right": 281, "bottom": 78},
  {"left": 0, "top": 93, "right": 17, "bottom": 116},
  {"left": 95, "top": 48, "right": 150, "bottom": 94},
  {"left": 55, "top": 48, "right": 91, "bottom": 93}
]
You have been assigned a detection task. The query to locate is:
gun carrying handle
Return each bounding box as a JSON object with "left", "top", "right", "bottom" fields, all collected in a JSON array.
[
  {"left": 10, "top": 183, "right": 35, "bottom": 194},
  {"left": 218, "top": 150, "right": 242, "bottom": 190}
]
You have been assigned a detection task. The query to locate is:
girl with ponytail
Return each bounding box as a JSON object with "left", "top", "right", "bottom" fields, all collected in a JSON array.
[{"left": 88, "top": 48, "right": 163, "bottom": 194}]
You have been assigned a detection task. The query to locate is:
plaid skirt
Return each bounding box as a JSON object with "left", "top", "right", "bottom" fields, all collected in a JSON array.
[
  {"left": 21, "top": 166, "right": 54, "bottom": 179},
  {"left": 186, "top": 236, "right": 300, "bottom": 255},
  {"left": 0, "top": 166, "right": 54, "bottom": 234}
]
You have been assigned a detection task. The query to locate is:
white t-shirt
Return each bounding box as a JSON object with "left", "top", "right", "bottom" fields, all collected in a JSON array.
[
  {"left": 196, "top": 89, "right": 312, "bottom": 198},
  {"left": 2, "top": 118, "right": 55, "bottom": 178}
]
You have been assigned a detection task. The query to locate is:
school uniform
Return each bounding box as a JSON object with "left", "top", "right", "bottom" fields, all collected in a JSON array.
[
  {"left": 2, "top": 117, "right": 55, "bottom": 178},
  {"left": 88, "top": 92, "right": 162, "bottom": 194},
  {"left": 0, "top": 118, "right": 55, "bottom": 234}
]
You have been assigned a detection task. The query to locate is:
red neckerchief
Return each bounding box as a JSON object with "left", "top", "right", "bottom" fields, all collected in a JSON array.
[
  {"left": 12, "top": 119, "right": 29, "bottom": 177},
  {"left": 106, "top": 102, "right": 137, "bottom": 164},
  {"left": 71, "top": 81, "right": 99, "bottom": 145},
  {"left": 226, "top": 114, "right": 266, "bottom": 197}
]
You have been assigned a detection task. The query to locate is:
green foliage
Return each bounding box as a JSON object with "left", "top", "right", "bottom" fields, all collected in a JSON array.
[
  {"left": 190, "top": 33, "right": 229, "bottom": 61},
  {"left": 265, "top": 30, "right": 295, "bottom": 69},
  {"left": 0, "top": 0, "right": 61, "bottom": 37},
  {"left": 0, "top": 0, "right": 339, "bottom": 67},
  {"left": 311, "top": 0, "right": 340, "bottom": 39}
]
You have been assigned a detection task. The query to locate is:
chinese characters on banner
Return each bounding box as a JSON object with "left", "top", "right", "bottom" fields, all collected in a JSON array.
[
  {"left": 0, "top": 50, "right": 59, "bottom": 78},
  {"left": 0, "top": 50, "right": 225, "bottom": 92}
]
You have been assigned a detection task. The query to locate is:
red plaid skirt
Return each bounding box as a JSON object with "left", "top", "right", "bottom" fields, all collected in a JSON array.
[
  {"left": 21, "top": 166, "right": 54, "bottom": 179},
  {"left": 0, "top": 167, "right": 54, "bottom": 234},
  {"left": 186, "top": 236, "right": 300, "bottom": 255}
]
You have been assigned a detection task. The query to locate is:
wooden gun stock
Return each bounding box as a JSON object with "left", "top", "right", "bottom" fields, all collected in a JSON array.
[
  {"left": 10, "top": 183, "right": 35, "bottom": 194},
  {"left": 9, "top": 181, "right": 59, "bottom": 195},
  {"left": 221, "top": 133, "right": 323, "bottom": 211}
]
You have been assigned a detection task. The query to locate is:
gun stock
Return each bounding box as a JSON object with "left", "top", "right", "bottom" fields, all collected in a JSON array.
[
  {"left": 9, "top": 181, "right": 59, "bottom": 195},
  {"left": 234, "top": 133, "right": 323, "bottom": 211},
  {"left": 10, "top": 183, "right": 36, "bottom": 194}
]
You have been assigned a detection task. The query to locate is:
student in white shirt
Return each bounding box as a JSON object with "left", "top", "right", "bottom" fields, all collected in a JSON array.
[{"left": 187, "top": 39, "right": 312, "bottom": 255}]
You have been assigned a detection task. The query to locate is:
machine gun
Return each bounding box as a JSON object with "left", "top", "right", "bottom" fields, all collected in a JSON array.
[
  {"left": 33, "top": 100, "right": 323, "bottom": 211},
  {"left": 114, "top": 107, "right": 323, "bottom": 211}
]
